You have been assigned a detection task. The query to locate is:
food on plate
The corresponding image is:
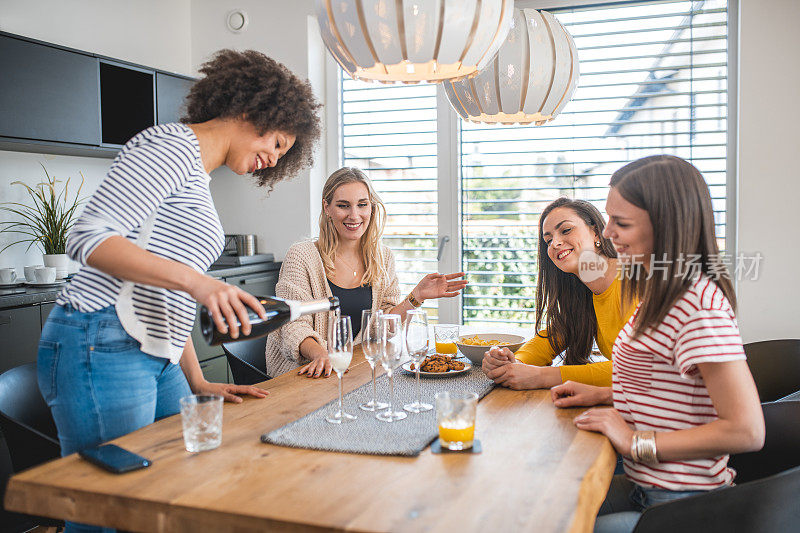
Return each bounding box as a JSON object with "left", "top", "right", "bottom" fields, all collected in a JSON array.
[{"left": 410, "top": 354, "right": 467, "bottom": 373}]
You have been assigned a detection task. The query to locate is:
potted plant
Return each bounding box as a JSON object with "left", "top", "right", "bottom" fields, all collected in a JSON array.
[{"left": 0, "top": 164, "right": 85, "bottom": 278}]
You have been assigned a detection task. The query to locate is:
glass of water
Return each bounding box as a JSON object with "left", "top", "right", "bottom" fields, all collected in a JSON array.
[{"left": 180, "top": 394, "right": 223, "bottom": 452}]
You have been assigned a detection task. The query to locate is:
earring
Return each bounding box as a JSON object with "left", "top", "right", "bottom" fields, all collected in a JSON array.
[{"left": 595, "top": 241, "right": 601, "bottom": 247}]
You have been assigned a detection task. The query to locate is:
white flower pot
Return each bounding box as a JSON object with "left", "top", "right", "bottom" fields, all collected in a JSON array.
[{"left": 43, "top": 253, "right": 69, "bottom": 279}]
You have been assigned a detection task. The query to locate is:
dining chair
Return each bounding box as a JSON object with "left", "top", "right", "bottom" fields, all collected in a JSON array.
[
  {"left": 743, "top": 339, "right": 800, "bottom": 402},
  {"left": 222, "top": 336, "right": 270, "bottom": 385},
  {"left": 631, "top": 400, "right": 800, "bottom": 533},
  {"left": 0, "top": 362, "right": 63, "bottom": 532}
]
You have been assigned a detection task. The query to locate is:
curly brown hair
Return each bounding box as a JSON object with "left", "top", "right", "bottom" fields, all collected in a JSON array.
[{"left": 182, "top": 49, "right": 322, "bottom": 190}]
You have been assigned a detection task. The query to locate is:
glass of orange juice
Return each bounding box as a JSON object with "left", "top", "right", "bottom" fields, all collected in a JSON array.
[
  {"left": 434, "top": 324, "right": 459, "bottom": 355},
  {"left": 435, "top": 391, "right": 477, "bottom": 450}
]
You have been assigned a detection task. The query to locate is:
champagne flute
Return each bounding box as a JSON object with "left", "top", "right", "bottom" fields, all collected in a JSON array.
[
  {"left": 359, "top": 309, "right": 389, "bottom": 411},
  {"left": 376, "top": 314, "right": 406, "bottom": 422},
  {"left": 325, "top": 315, "right": 357, "bottom": 424},
  {"left": 403, "top": 309, "right": 432, "bottom": 413}
]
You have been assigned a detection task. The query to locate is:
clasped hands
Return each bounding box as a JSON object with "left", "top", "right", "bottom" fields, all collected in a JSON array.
[{"left": 481, "top": 347, "right": 553, "bottom": 390}]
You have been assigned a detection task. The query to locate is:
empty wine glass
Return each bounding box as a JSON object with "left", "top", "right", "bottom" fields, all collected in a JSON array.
[
  {"left": 359, "top": 309, "right": 389, "bottom": 412},
  {"left": 325, "top": 315, "right": 357, "bottom": 424},
  {"left": 376, "top": 314, "right": 406, "bottom": 422},
  {"left": 404, "top": 309, "right": 432, "bottom": 413}
]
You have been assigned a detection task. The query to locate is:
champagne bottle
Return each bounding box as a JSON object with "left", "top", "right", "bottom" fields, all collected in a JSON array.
[{"left": 200, "top": 296, "right": 340, "bottom": 345}]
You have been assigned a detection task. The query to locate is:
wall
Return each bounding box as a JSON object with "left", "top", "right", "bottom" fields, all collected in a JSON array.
[
  {"left": 0, "top": 0, "right": 193, "bottom": 272},
  {"left": 736, "top": 0, "right": 800, "bottom": 342},
  {"left": 191, "top": 0, "right": 328, "bottom": 259}
]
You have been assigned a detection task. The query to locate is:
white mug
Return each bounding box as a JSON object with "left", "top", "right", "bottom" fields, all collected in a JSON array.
[
  {"left": 25, "top": 264, "right": 43, "bottom": 282},
  {"left": 34, "top": 266, "right": 57, "bottom": 284},
  {"left": 0, "top": 268, "right": 17, "bottom": 284}
]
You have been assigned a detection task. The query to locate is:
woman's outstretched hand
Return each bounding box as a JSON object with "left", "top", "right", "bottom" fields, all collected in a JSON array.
[{"left": 414, "top": 272, "right": 468, "bottom": 300}]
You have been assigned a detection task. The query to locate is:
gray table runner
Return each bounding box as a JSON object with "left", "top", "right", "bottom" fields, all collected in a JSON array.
[{"left": 261, "top": 364, "right": 494, "bottom": 456}]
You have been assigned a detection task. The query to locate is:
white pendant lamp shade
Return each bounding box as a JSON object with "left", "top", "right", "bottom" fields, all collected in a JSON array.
[
  {"left": 315, "top": 0, "right": 514, "bottom": 83},
  {"left": 444, "top": 9, "right": 579, "bottom": 125}
]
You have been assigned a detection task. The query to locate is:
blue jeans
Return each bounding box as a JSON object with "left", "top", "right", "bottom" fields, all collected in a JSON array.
[
  {"left": 594, "top": 475, "right": 707, "bottom": 533},
  {"left": 38, "top": 304, "right": 191, "bottom": 533}
]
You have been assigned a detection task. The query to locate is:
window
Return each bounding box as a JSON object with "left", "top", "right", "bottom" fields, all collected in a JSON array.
[
  {"left": 338, "top": 0, "right": 731, "bottom": 327},
  {"left": 340, "top": 80, "right": 440, "bottom": 318}
]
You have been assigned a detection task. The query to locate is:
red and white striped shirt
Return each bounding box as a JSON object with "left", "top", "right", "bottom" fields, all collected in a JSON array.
[{"left": 612, "top": 275, "right": 745, "bottom": 491}]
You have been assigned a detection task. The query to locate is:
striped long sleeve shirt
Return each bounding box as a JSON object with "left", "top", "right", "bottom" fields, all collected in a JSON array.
[{"left": 57, "top": 123, "right": 224, "bottom": 363}]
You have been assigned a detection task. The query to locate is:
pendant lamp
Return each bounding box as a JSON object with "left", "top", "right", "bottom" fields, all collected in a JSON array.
[
  {"left": 315, "top": 0, "right": 514, "bottom": 83},
  {"left": 443, "top": 9, "right": 579, "bottom": 124}
]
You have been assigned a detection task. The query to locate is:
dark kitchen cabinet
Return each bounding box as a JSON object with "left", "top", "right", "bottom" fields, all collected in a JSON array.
[
  {"left": 199, "top": 355, "right": 229, "bottom": 385},
  {"left": 0, "top": 31, "right": 195, "bottom": 158},
  {"left": 0, "top": 306, "right": 41, "bottom": 374},
  {"left": 156, "top": 73, "right": 194, "bottom": 124},
  {"left": 40, "top": 303, "right": 55, "bottom": 328},
  {"left": 0, "top": 34, "right": 100, "bottom": 146},
  {"left": 100, "top": 61, "right": 155, "bottom": 146},
  {"left": 226, "top": 271, "right": 279, "bottom": 299}
]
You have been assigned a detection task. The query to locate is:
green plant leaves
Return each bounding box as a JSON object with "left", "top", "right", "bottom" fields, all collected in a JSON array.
[{"left": 0, "top": 163, "right": 86, "bottom": 255}]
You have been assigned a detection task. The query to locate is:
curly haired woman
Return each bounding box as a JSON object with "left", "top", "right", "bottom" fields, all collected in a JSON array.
[{"left": 38, "top": 49, "right": 320, "bottom": 533}]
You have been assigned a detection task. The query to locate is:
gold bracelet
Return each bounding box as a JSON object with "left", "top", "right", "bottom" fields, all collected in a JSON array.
[{"left": 407, "top": 291, "right": 423, "bottom": 308}]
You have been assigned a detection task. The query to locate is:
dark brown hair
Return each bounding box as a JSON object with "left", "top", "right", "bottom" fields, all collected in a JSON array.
[
  {"left": 535, "top": 198, "right": 617, "bottom": 365},
  {"left": 182, "top": 49, "right": 322, "bottom": 190},
  {"left": 610, "top": 155, "right": 735, "bottom": 338}
]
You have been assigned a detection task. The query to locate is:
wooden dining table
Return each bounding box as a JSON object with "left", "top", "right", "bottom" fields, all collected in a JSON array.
[{"left": 4, "top": 348, "right": 616, "bottom": 532}]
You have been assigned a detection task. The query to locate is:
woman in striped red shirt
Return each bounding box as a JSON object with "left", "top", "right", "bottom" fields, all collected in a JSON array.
[{"left": 551, "top": 155, "right": 764, "bottom": 533}]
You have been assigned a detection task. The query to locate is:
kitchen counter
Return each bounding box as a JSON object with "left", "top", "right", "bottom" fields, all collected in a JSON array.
[{"left": 0, "top": 261, "right": 281, "bottom": 310}]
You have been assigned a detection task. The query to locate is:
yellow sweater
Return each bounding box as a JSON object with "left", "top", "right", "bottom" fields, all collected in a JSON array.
[{"left": 514, "top": 277, "right": 635, "bottom": 387}]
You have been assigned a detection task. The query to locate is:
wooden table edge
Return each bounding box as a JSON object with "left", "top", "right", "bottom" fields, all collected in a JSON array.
[{"left": 568, "top": 439, "right": 617, "bottom": 533}]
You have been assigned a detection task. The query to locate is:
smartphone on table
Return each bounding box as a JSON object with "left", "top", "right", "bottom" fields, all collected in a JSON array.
[{"left": 79, "top": 444, "right": 152, "bottom": 474}]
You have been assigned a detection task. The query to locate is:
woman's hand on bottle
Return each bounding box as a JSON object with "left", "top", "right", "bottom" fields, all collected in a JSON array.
[
  {"left": 573, "top": 407, "right": 634, "bottom": 456},
  {"left": 414, "top": 272, "right": 468, "bottom": 301},
  {"left": 187, "top": 273, "right": 266, "bottom": 338},
  {"left": 551, "top": 380, "right": 612, "bottom": 408},
  {"left": 193, "top": 380, "right": 269, "bottom": 403},
  {"left": 298, "top": 356, "right": 333, "bottom": 378}
]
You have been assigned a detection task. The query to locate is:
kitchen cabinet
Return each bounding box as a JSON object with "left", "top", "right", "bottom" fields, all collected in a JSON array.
[
  {"left": 0, "top": 31, "right": 195, "bottom": 158},
  {"left": 156, "top": 73, "right": 195, "bottom": 125},
  {"left": 0, "top": 34, "right": 100, "bottom": 146},
  {"left": 40, "top": 303, "right": 55, "bottom": 328},
  {"left": 0, "top": 306, "right": 41, "bottom": 374},
  {"left": 199, "top": 355, "right": 229, "bottom": 385}
]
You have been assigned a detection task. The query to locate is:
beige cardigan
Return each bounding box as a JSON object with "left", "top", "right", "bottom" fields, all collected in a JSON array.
[{"left": 264, "top": 240, "right": 402, "bottom": 377}]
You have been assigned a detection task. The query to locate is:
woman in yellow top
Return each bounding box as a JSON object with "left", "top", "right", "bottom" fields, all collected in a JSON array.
[{"left": 483, "top": 197, "right": 636, "bottom": 389}]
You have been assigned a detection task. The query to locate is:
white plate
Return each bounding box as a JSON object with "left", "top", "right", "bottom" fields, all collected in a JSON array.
[
  {"left": 0, "top": 281, "right": 25, "bottom": 288},
  {"left": 24, "top": 280, "right": 67, "bottom": 288},
  {"left": 401, "top": 360, "right": 472, "bottom": 378}
]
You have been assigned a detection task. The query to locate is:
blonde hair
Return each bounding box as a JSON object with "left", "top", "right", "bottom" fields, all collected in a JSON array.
[{"left": 317, "top": 167, "right": 387, "bottom": 286}]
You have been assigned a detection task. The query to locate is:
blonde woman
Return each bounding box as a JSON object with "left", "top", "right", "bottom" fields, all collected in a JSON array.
[{"left": 265, "top": 167, "right": 467, "bottom": 378}]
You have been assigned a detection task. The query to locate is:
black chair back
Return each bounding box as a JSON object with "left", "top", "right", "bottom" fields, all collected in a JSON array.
[
  {"left": 632, "top": 466, "right": 800, "bottom": 533},
  {"left": 0, "top": 363, "right": 63, "bottom": 531},
  {"left": 743, "top": 339, "right": 800, "bottom": 402},
  {"left": 222, "top": 337, "right": 270, "bottom": 386},
  {"left": 632, "top": 400, "right": 800, "bottom": 533},
  {"left": 728, "top": 400, "right": 800, "bottom": 484},
  {"left": 0, "top": 363, "right": 60, "bottom": 472}
]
